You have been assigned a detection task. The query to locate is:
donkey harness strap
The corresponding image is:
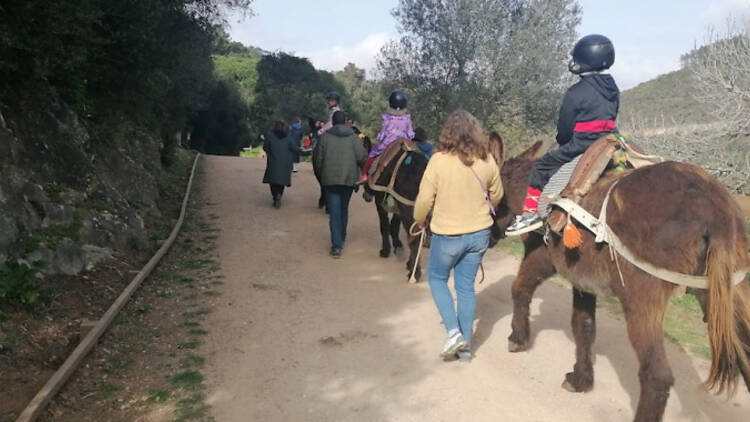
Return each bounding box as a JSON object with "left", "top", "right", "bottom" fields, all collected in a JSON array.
[{"left": 552, "top": 192, "right": 747, "bottom": 289}]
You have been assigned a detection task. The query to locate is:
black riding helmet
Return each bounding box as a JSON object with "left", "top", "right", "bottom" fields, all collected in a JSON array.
[
  {"left": 388, "top": 89, "right": 408, "bottom": 110},
  {"left": 326, "top": 91, "right": 341, "bottom": 103},
  {"left": 568, "top": 34, "right": 615, "bottom": 74}
]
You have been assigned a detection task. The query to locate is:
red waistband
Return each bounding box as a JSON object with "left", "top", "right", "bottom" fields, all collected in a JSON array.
[{"left": 573, "top": 120, "right": 617, "bottom": 132}]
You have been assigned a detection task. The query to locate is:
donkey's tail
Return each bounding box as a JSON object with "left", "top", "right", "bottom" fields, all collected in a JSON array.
[{"left": 704, "top": 237, "right": 750, "bottom": 396}]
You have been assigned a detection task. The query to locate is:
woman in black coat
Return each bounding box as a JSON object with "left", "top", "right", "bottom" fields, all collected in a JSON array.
[{"left": 263, "top": 121, "right": 309, "bottom": 208}]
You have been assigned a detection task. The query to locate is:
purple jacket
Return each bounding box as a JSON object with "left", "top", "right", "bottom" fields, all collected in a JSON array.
[
  {"left": 318, "top": 105, "right": 341, "bottom": 135},
  {"left": 369, "top": 112, "right": 415, "bottom": 158}
]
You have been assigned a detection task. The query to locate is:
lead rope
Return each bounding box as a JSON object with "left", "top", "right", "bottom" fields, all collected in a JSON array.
[
  {"left": 408, "top": 222, "right": 427, "bottom": 283},
  {"left": 407, "top": 222, "right": 487, "bottom": 284}
]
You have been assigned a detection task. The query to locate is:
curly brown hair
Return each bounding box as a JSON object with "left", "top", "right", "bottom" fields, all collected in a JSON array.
[{"left": 437, "top": 110, "right": 490, "bottom": 166}]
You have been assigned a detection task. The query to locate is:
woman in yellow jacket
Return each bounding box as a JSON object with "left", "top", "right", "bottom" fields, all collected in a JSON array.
[{"left": 414, "top": 110, "right": 503, "bottom": 363}]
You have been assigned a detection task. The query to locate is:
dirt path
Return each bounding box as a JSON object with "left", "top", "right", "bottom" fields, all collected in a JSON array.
[{"left": 200, "top": 155, "right": 749, "bottom": 422}]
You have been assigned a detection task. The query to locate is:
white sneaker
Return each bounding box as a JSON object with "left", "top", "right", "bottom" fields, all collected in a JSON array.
[
  {"left": 440, "top": 332, "right": 467, "bottom": 358},
  {"left": 505, "top": 213, "right": 543, "bottom": 236}
]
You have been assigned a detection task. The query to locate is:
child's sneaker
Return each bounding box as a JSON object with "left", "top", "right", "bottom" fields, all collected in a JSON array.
[
  {"left": 505, "top": 213, "right": 542, "bottom": 236},
  {"left": 440, "top": 332, "right": 467, "bottom": 358}
]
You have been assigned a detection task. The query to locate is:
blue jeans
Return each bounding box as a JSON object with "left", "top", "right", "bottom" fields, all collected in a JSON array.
[
  {"left": 427, "top": 229, "right": 490, "bottom": 348},
  {"left": 324, "top": 185, "right": 354, "bottom": 250}
]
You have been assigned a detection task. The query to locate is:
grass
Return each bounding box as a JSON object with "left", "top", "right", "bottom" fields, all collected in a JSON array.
[
  {"left": 174, "top": 393, "right": 209, "bottom": 421},
  {"left": 664, "top": 294, "right": 711, "bottom": 359},
  {"left": 0, "top": 327, "right": 22, "bottom": 354},
  {"left": 170, "top": 370, "right": 204, "bottom": 390},
  {"left": 239, "top": 146, "right": 264, "bottom": 158},
  {"left": 147, "top": 388, "right": 170, "bottom": 403},
  {"left": 496, "top": 236, "right": 524, "bottom": 257},
  {"left": 180, "top": 353, "right": 205, "bottom": 368},
  {"left": 177, "top": 340, "right": 202, "bottom": 350},
  {"left": 97, "top": 381, "right": 122, "bottom": 399}
]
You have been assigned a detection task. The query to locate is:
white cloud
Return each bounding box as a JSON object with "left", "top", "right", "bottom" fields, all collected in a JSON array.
[
  {"left": 704, "top": 0, "right": 750, "bottom": 25},
  {"left": 301, "top": 33, "right": 393, "bottom": 75}
]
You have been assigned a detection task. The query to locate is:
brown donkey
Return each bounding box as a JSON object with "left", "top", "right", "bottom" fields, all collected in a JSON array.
[
  {"left": 365, "top": 146, "right": 429, "bottom": 281},
  {"left": 494, "top": 140, "right": 750, "bottom": 421}
]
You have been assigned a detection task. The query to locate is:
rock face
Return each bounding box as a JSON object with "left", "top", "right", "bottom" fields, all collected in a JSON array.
[{"left": 0, "top": 88, "right": 180, "bottom": 275}]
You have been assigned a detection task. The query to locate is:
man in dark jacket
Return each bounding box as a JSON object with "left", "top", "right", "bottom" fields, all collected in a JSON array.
[
  {"left": 314, "top": 111, "right": 368, "bottom": 257},
  {"left": 506, "top": 34, "right": 620, "bottom": 235},
  {"left": 262, "top": 121, "right": 310, "bottom": 209}
]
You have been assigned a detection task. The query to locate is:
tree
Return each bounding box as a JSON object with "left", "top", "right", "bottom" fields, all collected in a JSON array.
[
  {"left": 334, "top": 63, "right": 387, "bottom": 136},
  {"left": 377, "top": 0, "right": 580, "bottom": 141},
  {"left": 190, "top": 79, "right": 251, "bottom": 155},
  {"left": 655, "top": 20, "right": 750, "bottom": 194},
  {"left": 251, "top": 52, "right": 348, "bottom": 132},
  {"left": 0, "top": 0, "right": 255, "bottom": 139},
  {"left": 685, "top": 22, "right": 750, "bottom": 138}
]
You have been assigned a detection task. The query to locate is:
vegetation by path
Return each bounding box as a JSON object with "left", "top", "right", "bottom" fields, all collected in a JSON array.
[{"left": 38, "top": 163, "right": 223, "bottom": 421}]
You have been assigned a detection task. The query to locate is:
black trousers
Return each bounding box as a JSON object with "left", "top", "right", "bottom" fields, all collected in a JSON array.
[
  {"left": 270, "top": 184, "right": 285, "bottom": 198},
  {"left": 528, "top": 138, "right": 597, "bottom": 190}
]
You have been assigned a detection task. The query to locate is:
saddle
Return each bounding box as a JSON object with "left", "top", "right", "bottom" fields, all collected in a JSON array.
[
  {"left": 546, "top": 134, "right": 663, "bottom": 233},
  {"left": 367, "top": 138, "right": 421, "bottom": 206},
  {"left": 368, "top": 138, "right": 419, "bottom": 185}
]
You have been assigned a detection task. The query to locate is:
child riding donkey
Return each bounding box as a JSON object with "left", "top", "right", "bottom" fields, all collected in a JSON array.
[
  {"left": 506, "top": 34, "right": 620, "bottom": 235},
  {"left": 359, "top": 89, "right": 415, "bottom": 201}
]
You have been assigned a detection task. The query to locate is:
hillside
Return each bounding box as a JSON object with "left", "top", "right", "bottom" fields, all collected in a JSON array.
[
  {"left": 617, "top": 66, "right": 748, "bottom": 194},
  {"left": 618, "top": 68, "right": 712, "bottom": 129}
]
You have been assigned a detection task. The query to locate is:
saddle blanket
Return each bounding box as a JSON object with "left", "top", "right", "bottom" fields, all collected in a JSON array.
[{"left": 538, "top": 155, "right": 582, "bottom": 219}]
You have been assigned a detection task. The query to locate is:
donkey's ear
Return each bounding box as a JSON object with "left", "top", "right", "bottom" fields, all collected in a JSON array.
[{"left": 489, "top": 131, "right": 504, "bottom": 169}]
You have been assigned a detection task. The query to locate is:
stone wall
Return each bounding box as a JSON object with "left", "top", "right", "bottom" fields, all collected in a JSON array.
[{"left": 0, "top": 89, "right": 178, "bottom": 275}]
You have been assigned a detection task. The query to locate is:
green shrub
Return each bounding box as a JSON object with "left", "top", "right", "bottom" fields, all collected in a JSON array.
[{"left": 0, "top": 258, "right": 47, "bottom": 307}]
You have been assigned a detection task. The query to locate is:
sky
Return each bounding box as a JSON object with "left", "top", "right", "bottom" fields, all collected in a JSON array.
[{"left": 228, "top": 0, "right": 750, "bottom": 90}]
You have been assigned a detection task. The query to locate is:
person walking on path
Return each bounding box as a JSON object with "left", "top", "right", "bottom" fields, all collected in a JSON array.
[
  {"left": 262, "top": 120, "right": 310, "bottom": 208},
  {"left": 289, "top": 117, "right": 305, "bottom": 173},
  {"left": 413, "top": 110, "right": 503, "bottom": 363},
  {"left": 314, "top": 110, "right": 367, "bottom": 258},
  {"left": 413, "top": 127, "right": 434, "bottom": 159}
]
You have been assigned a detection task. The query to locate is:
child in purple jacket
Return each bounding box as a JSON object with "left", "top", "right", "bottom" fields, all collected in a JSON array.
[{"left": 358, "top": 90, "right": 415, "bottom": 183}]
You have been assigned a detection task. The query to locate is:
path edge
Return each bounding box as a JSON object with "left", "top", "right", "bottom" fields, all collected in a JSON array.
[{"left": 16, "top": 153, "right": 202, "bottom": 422}]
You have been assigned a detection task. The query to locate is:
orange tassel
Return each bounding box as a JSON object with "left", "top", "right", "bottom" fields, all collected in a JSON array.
[{"left": 563, "top": 219, "right": 583, "bottom": 249}]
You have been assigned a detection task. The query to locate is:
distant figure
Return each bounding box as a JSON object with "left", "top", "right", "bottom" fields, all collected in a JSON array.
[
  {"left": 413, "top": 110, "right": 503, "bottom": 363},
  {"left": 314, "top": 111, "right": 367, "bottom": 258},
  {"left": 262, "top": 121, "right": 310, "bottom": 209},
  {"left": 289, "top": 117, "right": 304, "bottom": 173},
  {"left": 317, "top": 91, "right": 342, "bottom": 135},
  {"left": 413, "top": 127, "right": 434, "bottom": 159}
]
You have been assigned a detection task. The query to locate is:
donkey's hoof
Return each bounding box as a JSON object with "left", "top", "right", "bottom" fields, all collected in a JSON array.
[
  {"left": 507, "top": 340, "right": 526, "bottom": 353},
  {"left": 380, "top": 249, "right": 390, "bottom": 258},
  {"left": 561, "top": 372, "right": 593, "bottom": 393}
]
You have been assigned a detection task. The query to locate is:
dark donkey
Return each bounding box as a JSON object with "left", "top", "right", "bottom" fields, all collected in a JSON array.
[
  {"left": 493, "top": 140, "right": 750, "bottom": 421},
  {"left": 365, "top": 143, "right": 429, "bottom": 281}
]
